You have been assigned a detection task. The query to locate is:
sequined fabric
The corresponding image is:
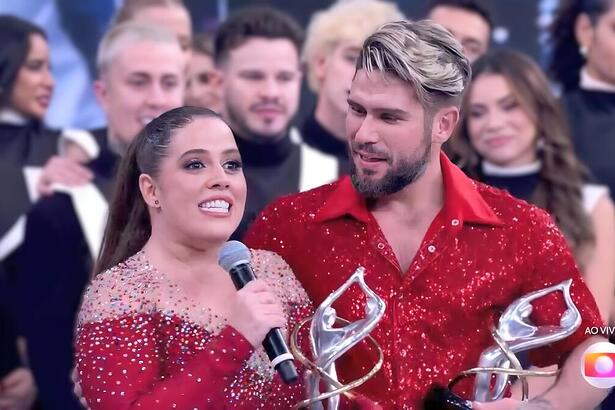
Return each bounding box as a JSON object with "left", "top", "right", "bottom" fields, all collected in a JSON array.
[
  {"left": 244, "top": 153, "right": 604, "bottom": 409},
  {"left": 74, "top": 249, "right": 312, "bottom": 409}
]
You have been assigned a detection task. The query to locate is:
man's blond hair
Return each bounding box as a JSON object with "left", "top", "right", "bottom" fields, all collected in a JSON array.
[
  {"left": 302, "top": 0, "right": 404, "bottom": 92},
  {"left": 96, "top": 21, "right": 180, "bottom": 78},
  {"left": 357, "top": 20, "right": 471, "bottom": 110}
]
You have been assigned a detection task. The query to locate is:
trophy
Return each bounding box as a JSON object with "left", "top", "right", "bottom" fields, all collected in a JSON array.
[
  {"left": 425, "top": 279, "right": 582, "bottom": 409},
  {"left": 290, "top": 267, "right": 386, "bottom": 409}
]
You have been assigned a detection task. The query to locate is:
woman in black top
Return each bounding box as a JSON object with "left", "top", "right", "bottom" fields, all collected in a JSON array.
[{"left": 550, "top": 0, "right": 615, "bottom": 200}]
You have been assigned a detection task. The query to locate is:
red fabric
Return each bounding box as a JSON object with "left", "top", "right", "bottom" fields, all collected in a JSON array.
[{"left": 245, "top": 153, "right": 603, "bottom": 409}]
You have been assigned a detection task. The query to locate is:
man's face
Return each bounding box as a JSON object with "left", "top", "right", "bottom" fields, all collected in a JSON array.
[
  {"left": 346, "top": 70, "right": 432, "bottom": 198},
  {"left": 428, "top": 5, "right": 490, "bottom": 63},
  {"left": 220, "top": 37, "right": 302, "bottom": 142},
  {"left": 315, "top": 42, "right": 361, "bottom": 116},
  {"left": 95, "top": 40, "right": 186, "bottom": 148}
]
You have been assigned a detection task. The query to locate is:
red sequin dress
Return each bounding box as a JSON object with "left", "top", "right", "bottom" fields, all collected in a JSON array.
[{"left": 74, "top": 249, "right": 311, "bottom": 409}]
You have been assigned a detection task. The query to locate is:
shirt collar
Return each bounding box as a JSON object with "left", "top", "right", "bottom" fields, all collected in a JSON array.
[
  {"left": 314, "top": 152, "right": 503, "bottom": 226},
  {"left": 0, "top": 108, "right": 28, "bottom": 125}
]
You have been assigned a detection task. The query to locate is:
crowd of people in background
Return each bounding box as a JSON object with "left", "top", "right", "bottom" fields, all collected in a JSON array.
[{"left": 1, "top": 0, "right": 615, "bottom": 409}]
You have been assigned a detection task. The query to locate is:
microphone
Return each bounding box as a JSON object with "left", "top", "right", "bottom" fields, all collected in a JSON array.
[{"left": 218, "top": 240, "right": 299, "bottom": 385}]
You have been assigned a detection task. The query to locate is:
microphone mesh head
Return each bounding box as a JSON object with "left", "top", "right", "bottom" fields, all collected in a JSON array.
[{"left": 218, "top": 240, "right": 251, "bottom": 272}]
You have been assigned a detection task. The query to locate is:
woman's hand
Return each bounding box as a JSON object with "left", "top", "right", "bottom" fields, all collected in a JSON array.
[{"left": 228, "top": 279, "right": 286, "bottom": 347}]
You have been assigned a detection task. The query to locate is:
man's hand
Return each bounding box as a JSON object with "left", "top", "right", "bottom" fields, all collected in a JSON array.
[
  {"left": 0, "top": 367, "right": 37, "bottom": 410},
  {"left": 37, "top": 156, "right": 93, "bottom": 196}
]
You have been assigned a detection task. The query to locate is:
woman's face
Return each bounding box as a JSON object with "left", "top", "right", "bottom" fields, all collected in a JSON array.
[
  {"left": 466, "top": 73, "right": 538, "bottom": 167},
  {"left": 10, "top": 33, "right": 54, "bottom": 119},
  {"left": 151, "top": 116, "right": 246, "bottom": 245},
  {"left": 579, "top": 4, "right": 615, "bottom": 86}
]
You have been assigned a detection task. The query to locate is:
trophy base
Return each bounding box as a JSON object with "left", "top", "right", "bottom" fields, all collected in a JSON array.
[{"left": 422, "top": 386, "right": 473, "bottom": 410}]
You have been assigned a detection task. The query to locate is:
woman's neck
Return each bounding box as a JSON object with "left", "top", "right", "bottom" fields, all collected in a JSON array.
[{"left": 143, "top": 232, "right": 224, "bottom": 284}]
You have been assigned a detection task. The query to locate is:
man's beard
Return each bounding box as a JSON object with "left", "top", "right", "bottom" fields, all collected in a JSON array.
[
  {"left": 350, "top": 137, "right": 431, "bottom": 198},
  {"left": 225, "top": 98, "right": 290, "bottom": 143}
]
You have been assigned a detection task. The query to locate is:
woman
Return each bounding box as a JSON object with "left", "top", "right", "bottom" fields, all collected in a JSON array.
[
  {"left": 446, "top": 49, "right": 615, "bottom": 398},
  {"left": 550, "top": 0, "right": 615, "bottom": 204},
  {"left": 448, "top": 49, "right": 614, "bottom": 323},
  {"left": 74, "top": 106, "right": 376, "bottom": 409}
]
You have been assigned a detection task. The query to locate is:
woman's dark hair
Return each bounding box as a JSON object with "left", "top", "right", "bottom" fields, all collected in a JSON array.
[
  {"left": 0, "top": 15, "right": 46, "bottom": 107},
  {"left": 550, "top": 0, "right": 614, "bottom": 91},
  {"left": 95, "top": 106, "right": 221, "bottom": 274},
  {"left": 446, "top": 50, "right": 595, "bottom": 267}
]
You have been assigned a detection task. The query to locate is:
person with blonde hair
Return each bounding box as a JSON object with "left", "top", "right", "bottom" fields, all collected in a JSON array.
[
  {"left": 246, "top": 19, "right": 607, "bottom": 409},
  {"left": 301, "top": 0, "right": 404, "bottom": 175}
]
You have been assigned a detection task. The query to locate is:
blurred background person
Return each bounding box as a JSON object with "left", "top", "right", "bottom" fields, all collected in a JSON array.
[
  {"left": 301, "top": 0, "right": 404, "bottom": 176},
  {"left": 215, "top": 7, "right": 338, "bottom": 240},
  {"left": 550, "top": 0, "right": 615, "bottom": 202},
  {"left": 10, "top": 22, "right": 186, "bottom": 410},
  {"left": 0, "top": 15, "right": 99, "bottom": 410},
  {"left": 426, "top": 0, "right": 493, "bottom": 63},
  {"left": 446, "top": 51, "right": 615, "bottom": 400},
  {"left": 185, "top": 32, "right": 223, "bottom": 113}
]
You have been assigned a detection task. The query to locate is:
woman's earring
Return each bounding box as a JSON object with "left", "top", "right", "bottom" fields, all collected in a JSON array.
[
  {"left": 536, "top": 136, "right": 545, "bottom": 153},
  {"left": 579, "top": 45, "right": 588, "bottom": 57},
  {"left": 154, "top": 200, "right": 160, "bottom": 206}
]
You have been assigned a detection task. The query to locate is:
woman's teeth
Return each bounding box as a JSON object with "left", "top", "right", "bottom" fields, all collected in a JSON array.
[{"left": 199, "top": 200, "right": 230, "bottom": 213}]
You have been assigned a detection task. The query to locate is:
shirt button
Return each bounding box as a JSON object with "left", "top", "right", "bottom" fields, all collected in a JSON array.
[
  {"left": 427, "top": 245, "right": 436, "bottom": 253},
  {"left": 377, "top": 242, "right": 385, "bottom": 250},
  {"left": 451, "top": 219, "right": 460, "bottom": 226}
]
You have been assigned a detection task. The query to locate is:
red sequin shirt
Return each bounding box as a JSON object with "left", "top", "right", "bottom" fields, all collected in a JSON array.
[{"left": 244, "top": 153, "right": 604, "bottom": 409}]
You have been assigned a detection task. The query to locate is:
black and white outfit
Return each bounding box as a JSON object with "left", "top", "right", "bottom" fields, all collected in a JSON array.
[
  {"left": 233, "top": 127, "right": 339, "bottom": 240},
  {"left": 561, "top": 69, "right": 615, "bottom": 200},
  {"left": 478, "top": 159, "right": 608, "bottom": 215},
  {"left": 301, "top": 110, "right": 351, "bottom": 176},
  {"left": 7, "top": 127, "right": 111, "bottom": 410}
]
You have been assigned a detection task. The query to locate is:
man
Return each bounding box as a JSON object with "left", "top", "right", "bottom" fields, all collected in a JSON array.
[
  {"left": 10, "top": 22, "right": 186, "bottom": 409},
  {"left": 301, "top": 0, "right": 404, "bottom": 175},
  {"left": 427, "top": 0, "right": 492, "bottom": 63},
  {"left": 245, "top": 20, "right": 607, "bottom": 409},
  {"left": 215, "top": 7, "right": 339, "bottom": 240}
]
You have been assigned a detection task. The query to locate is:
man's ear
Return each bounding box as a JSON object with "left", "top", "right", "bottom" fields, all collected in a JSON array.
[
  {"left": 431, "top": 106, "right": 460, "bottom": 145},
  {"left": 139, "top": 173, "right": 160, "bottom": 209},
  {"left": 312, "top": 53, "right": 328, "bottom": 88},
  {"left": 93, "top": 79, "right": 109, "bottom": 114}
]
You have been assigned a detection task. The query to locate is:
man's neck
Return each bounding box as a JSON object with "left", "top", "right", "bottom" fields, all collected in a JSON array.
[
  {"left": 106, "top": 129, "right": 126, "bottom": 157},
  {"left": 314, "top": 96, "right": 346, "bottom": 142}
]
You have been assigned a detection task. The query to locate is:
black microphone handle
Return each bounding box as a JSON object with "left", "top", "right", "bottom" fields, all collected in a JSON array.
[{"left": 263, "top": 328, "right": 299, "bottom": 384}]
